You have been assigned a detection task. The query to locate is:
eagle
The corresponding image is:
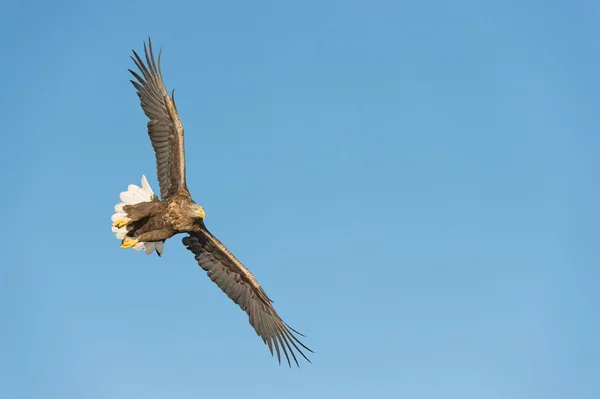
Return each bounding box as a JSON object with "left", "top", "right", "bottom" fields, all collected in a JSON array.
[{"left": 111, "top": 38, "right": 312, "bottom": 367}]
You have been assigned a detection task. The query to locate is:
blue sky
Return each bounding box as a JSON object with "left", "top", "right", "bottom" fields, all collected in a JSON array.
[{"left": 1, "top": 1, "right": 598, "bottom": 398}]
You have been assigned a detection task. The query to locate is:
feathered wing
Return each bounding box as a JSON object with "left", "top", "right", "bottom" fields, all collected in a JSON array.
[
  {"left": 182, "top": 230, "right": 313, "bottom": 367},
  {"left": 129, "top": 38, "right": 186, "bottom": 199}
]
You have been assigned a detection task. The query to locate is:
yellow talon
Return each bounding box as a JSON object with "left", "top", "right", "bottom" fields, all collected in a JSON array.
[
  {"left": 120, "top": 237, "right": 139, "bottom": 249},
  {"left": 114, "top": 217, "right": 131, "bottom": 228}
]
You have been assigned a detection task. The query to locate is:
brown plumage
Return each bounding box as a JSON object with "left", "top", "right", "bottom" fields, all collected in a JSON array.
[{"left": 111, "top": 38, "right": 312, "bottom": 367}]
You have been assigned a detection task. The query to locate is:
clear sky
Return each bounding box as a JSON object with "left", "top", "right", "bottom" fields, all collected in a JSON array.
[{"left": 1, "top": 1, "right": 598, "bottom": 398}]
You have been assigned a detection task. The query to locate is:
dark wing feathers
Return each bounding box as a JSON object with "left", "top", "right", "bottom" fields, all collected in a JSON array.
[
  {"left": 182, "top": 231, "right": 313, "bottom": 367},
  {"left": 129, "top": 38, "right": 186, "bottom": 199},
  {"left": 129, "top": 38, "right": 310, "bottom": 366}
]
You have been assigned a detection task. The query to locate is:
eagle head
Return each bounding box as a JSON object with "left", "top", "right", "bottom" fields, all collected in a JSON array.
[{"left": 188, "top": 203, "right": 205, "bottom": 220}]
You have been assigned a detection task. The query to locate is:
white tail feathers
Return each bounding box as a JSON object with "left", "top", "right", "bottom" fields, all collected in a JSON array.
[{"left": 111, "top": 175, "right": 164, "bottom": 256}]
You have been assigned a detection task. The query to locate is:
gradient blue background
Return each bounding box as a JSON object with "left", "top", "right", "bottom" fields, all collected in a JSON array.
[{"left": 1, "top": 1, "right": 598, "bottom": 398}]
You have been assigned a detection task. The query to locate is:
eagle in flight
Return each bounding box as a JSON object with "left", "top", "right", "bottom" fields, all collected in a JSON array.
[{"left": 111, "top": 38, "right": 312, "bottom": 367}]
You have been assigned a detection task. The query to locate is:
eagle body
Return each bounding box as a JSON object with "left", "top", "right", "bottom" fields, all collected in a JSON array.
[
  {"left": 110, "top": 38, "right": 312, "bottom": 367},
  {"left": 121, "top": 190, "right": 202, "bottom": 243}
]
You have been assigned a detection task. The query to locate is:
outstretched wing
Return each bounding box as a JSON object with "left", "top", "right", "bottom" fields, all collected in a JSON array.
[
  {"left": 129, "top": 38, "right": 187, "bottom": 199},
  {"left": 182, "top": 230, "right": 313, "bottom": 367}
]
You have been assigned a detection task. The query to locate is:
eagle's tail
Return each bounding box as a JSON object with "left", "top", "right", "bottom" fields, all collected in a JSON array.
[{"left": 111, "top": 175, "right": 165, "bottom": 256}]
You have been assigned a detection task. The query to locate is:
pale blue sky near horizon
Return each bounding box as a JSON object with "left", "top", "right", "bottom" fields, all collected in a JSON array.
[{"left": 1, "top": 1, "right": 598, "bottom": 398}]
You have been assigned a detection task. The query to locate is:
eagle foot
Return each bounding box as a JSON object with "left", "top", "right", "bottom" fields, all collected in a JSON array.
[
  {"left": 114, "top": 217, "right": 132, "bottom": 228},
  {"left": 120, "top": 237, "right": 139, "bottom": 249}
]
